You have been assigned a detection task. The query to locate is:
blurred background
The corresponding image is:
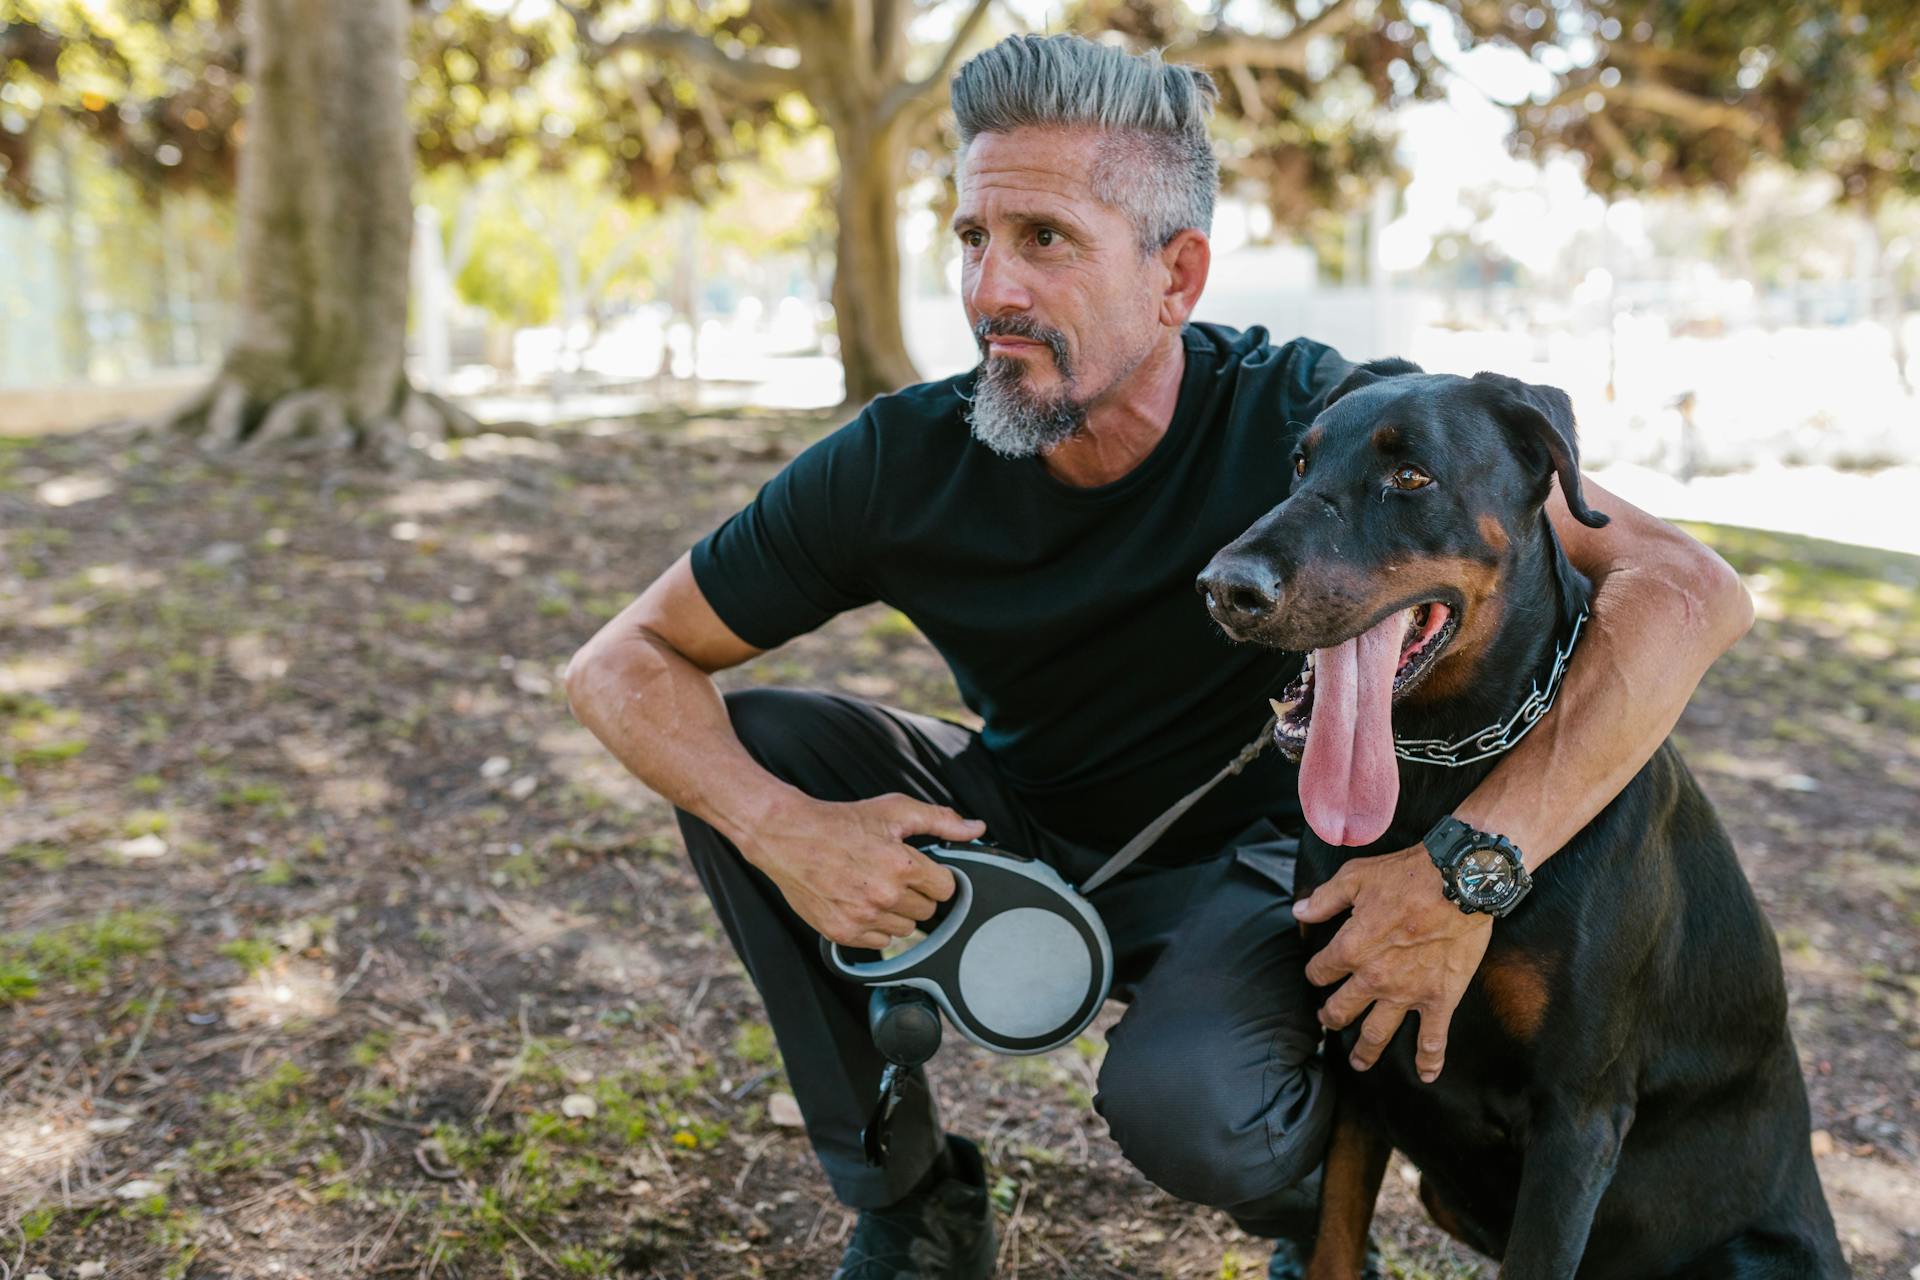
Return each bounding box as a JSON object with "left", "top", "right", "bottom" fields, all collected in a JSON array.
[
  {"left": 2, "top": 3, "right": 1916, "bottom": 1279},
  {"left": 3, "top": 0, "right": 1918, "bottom": 545}
]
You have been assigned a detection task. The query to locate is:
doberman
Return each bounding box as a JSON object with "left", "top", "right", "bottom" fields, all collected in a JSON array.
[{"left": 1195, "top": 361, "right": 1848, "bottom": 1279}]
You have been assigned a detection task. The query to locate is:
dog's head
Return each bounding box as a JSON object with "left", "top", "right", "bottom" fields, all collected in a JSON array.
[{"left": 1195, "top": 359, "right": 1608, "bottom": 845}]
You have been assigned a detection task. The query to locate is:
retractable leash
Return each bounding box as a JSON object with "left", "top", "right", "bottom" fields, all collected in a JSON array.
[{"left": 822, "top": 718, "right": 1277, "bottom": 1166}]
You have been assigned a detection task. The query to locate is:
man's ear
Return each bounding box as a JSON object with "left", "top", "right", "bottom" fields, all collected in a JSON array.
[
  {"left": 1470, "top": 371, "right": 1609, "bottom": 528},
  {"left": 1156, "top": 228, "right": 1210, "bottom": 329},
  {"left": 1323, "top": 357, "right": 1424, "bottom": 408}
]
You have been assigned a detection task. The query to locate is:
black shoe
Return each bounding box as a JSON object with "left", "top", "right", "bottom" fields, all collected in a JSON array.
[
  {"left": 832, "top": 1135, "right": 996, "bottom": 1280},
  {"left": 1267, "top": 1235, "right": 1384, "bottom": 1279}
]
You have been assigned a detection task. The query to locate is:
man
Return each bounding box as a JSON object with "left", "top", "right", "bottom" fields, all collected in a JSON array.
[{"left": 564, "top": 33, "right": 1752, "bottom": 1280}]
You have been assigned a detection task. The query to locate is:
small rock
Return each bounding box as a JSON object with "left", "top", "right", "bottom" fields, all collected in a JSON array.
[
  {"left": 623, "top": 1178, "right": 655, "bottom": 1197},
  {"left": 77, "top": 1265, "right": 107, "bottom": 1280},
  {"left": 511, "top": 667, "right": 553, "bottom": 696},
  {"left": 1770, "top": 773, "right": 1820, "bottom": 793},
  {"left": 86, "top": 1116, "right": 136, "bottom": 1136},
  {"left": 115, "top": 1179, "right": 164, "bottom": 1199},
  {"left": 480, "top": 756, "right": 511, "bottom": 780},
  {"left": 1810, "top": 1129, "right": 1835, "bottom": 1158},
  {"left": 507, "top": 774, "right": 539, "bottom": 800},
  {"left": 768, "top": 1092, "right": 804, "bottom": 1128},
  {"left": 199, "top": 541, "right": 246, "bottom": 566},
  {"left": 561, "top": 1093, "right": 597, "bottom": 1119},
  {"left": 26, "top": 1272, "right": 53, "bottom": 1280},
  {"left": 113, "top": 833, "right": 170, "bottom": 860}
]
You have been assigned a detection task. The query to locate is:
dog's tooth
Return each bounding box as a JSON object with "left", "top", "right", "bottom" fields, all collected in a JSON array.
[{"left": 1269, "top": 697, "right": 1287, "bottom": 719}]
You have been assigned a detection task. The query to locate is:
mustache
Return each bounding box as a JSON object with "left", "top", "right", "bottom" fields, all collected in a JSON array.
[{"left": 973, "top": 315, "right": 1072, "bottom": 374}]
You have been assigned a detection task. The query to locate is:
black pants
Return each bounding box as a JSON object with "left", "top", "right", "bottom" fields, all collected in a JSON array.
[{"left": 678, "top": 688, "right": 1332, "bottom": 1234}]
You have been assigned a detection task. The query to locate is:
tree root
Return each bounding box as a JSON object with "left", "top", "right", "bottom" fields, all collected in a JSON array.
[{"left": 152, "top": 377, "right": 482, "bottom": 463}]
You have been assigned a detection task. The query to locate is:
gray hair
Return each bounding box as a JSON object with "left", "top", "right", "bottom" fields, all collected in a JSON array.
[{"left": 950, "top": 33, "right": 1220, "bottom": 255}]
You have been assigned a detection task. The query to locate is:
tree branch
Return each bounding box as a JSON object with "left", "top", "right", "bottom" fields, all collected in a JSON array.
[
  {"left": 1541, "top": 77, "right": 1764, "bottom": 140},
  {"left": 558, "top": 2, "right": 805, "bottom": 97},
  {"left": 882, "top": 0, "right": 995, "bottom": 124},
  {"left": 1175, "top": 0, "right": 1361, "bottom": 74}
]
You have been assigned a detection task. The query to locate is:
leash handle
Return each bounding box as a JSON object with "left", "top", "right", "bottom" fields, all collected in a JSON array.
[{"left": 1077, "top": 715, "right": 1277, "bottom": 895}]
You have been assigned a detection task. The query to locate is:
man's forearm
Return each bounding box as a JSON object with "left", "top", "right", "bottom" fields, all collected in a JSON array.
[
  {"left": 564, "top": 634, "right": 804, "bottom": 846},
  {"left": 1452, "top": 522, "right": 1753, "bottom": 870}
]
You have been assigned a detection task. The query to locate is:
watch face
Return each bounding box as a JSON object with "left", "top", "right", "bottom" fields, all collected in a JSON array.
[{"left": 1456, "top": 845, "right": 1519, "bottom": 906}]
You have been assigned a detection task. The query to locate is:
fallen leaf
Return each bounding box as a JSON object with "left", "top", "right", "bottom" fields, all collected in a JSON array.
[
  {"left": 561, "top": 1093, "right": 597, "bottom": 1119},
  {"left": 115, "top": 1179, "right": 164, "bottom": 1199},
  {"left": 768, "top": 1092, "right": 803, "bottom": 1128}
]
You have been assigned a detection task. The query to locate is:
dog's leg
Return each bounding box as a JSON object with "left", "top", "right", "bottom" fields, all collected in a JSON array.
[
  {"left": 1304, "top": 1091, "right": 1390, "bottom": 1280},
  {"left": 1498, "top": 1100, "right": 1632, "bottom": 1279}
]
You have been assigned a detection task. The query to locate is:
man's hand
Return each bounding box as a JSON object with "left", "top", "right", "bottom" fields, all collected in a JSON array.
[
  {"left": 737, "top": 793, "right": 980, "bottom": 950},
  {"left": 1292, "top": 846, "right": 1492, "bottom": 1084}
]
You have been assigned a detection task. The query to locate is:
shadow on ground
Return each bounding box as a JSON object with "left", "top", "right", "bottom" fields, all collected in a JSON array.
[{"left": 1, "top": 416, "right": 1915, "bottom": 1278}]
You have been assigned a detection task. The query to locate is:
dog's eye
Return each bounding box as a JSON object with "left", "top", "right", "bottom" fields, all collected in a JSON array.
[
  {"left": 1390, "top": 465, "right": 1433, "bottom": 491},
  {"left": 1294, "top": 456, "right": 1307, "bottom": 479}
]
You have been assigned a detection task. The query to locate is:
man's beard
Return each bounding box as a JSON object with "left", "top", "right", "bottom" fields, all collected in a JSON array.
[{"left": 964, "top": 315, "right": 1087, "bottom": 459}]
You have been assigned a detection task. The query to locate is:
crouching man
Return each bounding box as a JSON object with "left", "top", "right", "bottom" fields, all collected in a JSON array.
[{"left": 565, "top": 33, "right": 1749, "bottom": 1279}]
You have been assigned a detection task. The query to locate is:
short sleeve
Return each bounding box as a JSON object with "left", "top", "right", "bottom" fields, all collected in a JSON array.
[{"left": 690, "top": 414, "right": 881, "bottom": 650}]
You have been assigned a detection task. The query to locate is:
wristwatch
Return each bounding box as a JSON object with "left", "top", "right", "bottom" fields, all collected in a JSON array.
[{"left": 1423, "top": 815, "right": 1533, "bottom": 917}]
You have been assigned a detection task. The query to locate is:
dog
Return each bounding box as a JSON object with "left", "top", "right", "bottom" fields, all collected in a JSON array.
[{"left": 1195, "top": 361, "right": 1847, "bottom": 1279}]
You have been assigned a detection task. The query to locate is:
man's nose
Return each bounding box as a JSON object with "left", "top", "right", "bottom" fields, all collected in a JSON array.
[
  {"left": 968, "top": 242, "right": 1031, "bottom": 317},
  {"left": 1196, "top": 553, "right": 1282, "bottom": 629}
]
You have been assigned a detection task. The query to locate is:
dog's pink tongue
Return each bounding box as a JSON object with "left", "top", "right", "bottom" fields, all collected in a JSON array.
[{"left": 1300, "top": 610, "right": 1407, "bottom": 846}]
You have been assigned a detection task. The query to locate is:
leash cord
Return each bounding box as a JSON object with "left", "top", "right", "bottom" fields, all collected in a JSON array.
[{"left": 1077, "top": 714, "right": 1277, "bottom": 894}]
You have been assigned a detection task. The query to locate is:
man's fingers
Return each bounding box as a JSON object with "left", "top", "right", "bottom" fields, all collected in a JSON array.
[
  {"left": 870, "top": 910, "right": 917, "bottom": 939},
  {"left": 1303, "top": 942, "right": 1353, "bottom": 988},
  {"left": 1414, "top": 1005, "right": 1451, "bottom": 1083},
  {"left": 889, "top": 796, "right": 987, "bottom": 845},
  {"left": 1348, "top": 1002, "right": 1408, "bottom": 1072},
  {"left": 1291, "top": 866, "right": 1358, "bottom": 924},
  {"left": 1317, "top": 980, "right": 1372, "bottom": 1031},
  {"left": 891, "top": 885, "right": 942, "bottom": 923},
  {"left": 899, "top": 845, "right": 959, "bottom": 902}
]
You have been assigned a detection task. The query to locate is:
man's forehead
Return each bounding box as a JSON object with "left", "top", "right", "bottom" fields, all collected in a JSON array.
[{"left": 956, "top": 126, "right": 1101, "bottom": 202}]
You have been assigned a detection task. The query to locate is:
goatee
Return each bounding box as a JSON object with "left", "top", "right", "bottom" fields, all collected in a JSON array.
[{"left": 964, "top": 316, "right": 1086, "bottom": 459}]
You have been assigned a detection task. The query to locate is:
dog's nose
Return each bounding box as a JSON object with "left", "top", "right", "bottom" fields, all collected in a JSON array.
[{"left": 1196, "top": 557, "right": 1280, "bottom": 628}]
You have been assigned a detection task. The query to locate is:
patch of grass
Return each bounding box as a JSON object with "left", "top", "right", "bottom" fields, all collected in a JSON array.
[
  {"left": 131, "top": 773, "right": 165, "bottom": 795},
  {"left": 122, "top": 809, "right": 172, "bottom": 837},
  {"left": 731, "top": 1021, "right": 780, "bottom": 1067},
  {"left": 5, "top": 840, "right": 67, "bottom": 871},
  {"left": 0, "top": 910, "right": 173, "bottom": 1004},
  {"left": 20, "top": 1204, "right": 58, "bottom": 1242},
  {"left": 10, "top": 737, "right": 90, "bottom": 766},
  {"left": 216, "top": 781, "right": 286, "bottom": 811},
  {"left": 349, "top": 1031, "right": 393, "bottom": 1069},
  {"left": 218, "top": 936, "right": 280, "bottom": 974}
]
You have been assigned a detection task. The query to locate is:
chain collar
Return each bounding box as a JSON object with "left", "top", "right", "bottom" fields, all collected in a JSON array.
[{"left": 1393, "top": 607, "right": 1589, "bottom": 768}]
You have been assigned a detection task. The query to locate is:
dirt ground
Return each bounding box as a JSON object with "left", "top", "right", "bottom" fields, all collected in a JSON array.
[{"left": 2, "top": 413, "right": 1916, "bottom": 1280}]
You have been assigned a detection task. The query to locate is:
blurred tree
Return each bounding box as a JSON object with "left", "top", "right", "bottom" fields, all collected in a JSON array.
[
  {"left": 156, "top": 0, "right": 475, "bottom": 455},
  {"left": 553, "top": 0, "right": 997, "bottom": 404},
  {"left": 1490, "top": 0, "right": 1920, "bottom": 384}
]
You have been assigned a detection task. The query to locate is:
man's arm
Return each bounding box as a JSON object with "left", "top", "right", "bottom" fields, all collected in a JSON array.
[
  {"left": 1291, "top": 476, "right": 1754, "bottom": 1082},
  {"left": 563, "top": 553, "right": 977, "bottom": 949}
]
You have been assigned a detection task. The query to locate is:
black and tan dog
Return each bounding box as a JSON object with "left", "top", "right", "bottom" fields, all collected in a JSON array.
[{"left": 1196, "top": 361, "right": 1847, "bottom": 1279}]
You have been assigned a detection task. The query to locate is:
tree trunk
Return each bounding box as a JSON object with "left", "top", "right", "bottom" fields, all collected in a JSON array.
[
  {"left": 829, "top": 117, "right": 920, "bottom": 407},
  {"left": 160, "top": 0, "right": 474, "bottom": 459}
]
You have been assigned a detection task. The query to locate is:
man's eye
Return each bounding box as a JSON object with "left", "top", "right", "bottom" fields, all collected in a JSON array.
[
  {"left": 1035, "top": 227, "right": 1057, "bottom": 247},
  {"left": 1391, "top": 465, "right": 1433, "bottom": 490},
  {"left": 960, "top": 229, "right": 985, "bottom": 249},
  {"left": 1293, "top": 456, "right": 1307, "bottom": 479}
]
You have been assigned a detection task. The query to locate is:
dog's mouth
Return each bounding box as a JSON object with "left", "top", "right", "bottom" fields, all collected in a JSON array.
[{"left": 1267, "top": 600, "right": 1457, "bottom": 762}]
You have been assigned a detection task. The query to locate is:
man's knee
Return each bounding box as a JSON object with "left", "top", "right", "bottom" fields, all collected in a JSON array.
[{"left": 1094, "top": 1021, "right": 1328, "bottom": 1213}]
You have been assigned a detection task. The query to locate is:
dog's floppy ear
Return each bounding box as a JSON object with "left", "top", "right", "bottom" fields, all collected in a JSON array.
[
  {"left": 1470, "top": 371, "right": 1609, "bottom": 529},
  {"left": 1323, "top": 357, "right": 1423, "bottom": 409}
]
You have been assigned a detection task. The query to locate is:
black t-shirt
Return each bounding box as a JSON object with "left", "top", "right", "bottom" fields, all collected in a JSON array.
[{"left": 692, "top": 322, "right": 1353, "bottom": 860}]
